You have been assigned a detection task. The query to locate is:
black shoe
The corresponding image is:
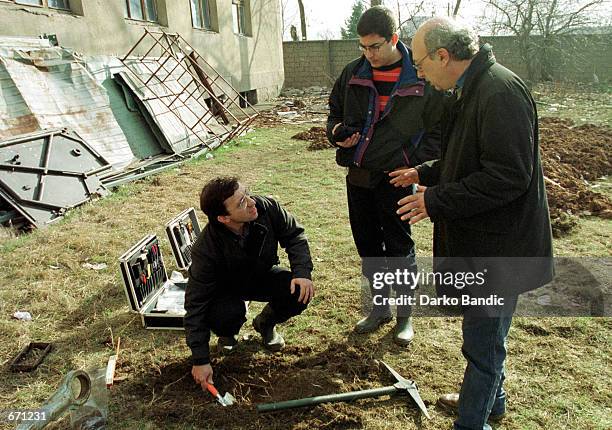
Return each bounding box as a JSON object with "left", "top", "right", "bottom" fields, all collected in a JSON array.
[
  {"left": 438, "top": 393, "right": 506, "bottom": 422},
  {"left": 393, "top": 317, "right": 414, "bottom": 346},
  {"left": 354, "top": 311, "right": 393, "bottom": 334},
  {"left": 253, "top": 310, "right": 285, "bottom": 352},
  {"left": 217, "top": 335, "right": 238, "bottom": 354}
]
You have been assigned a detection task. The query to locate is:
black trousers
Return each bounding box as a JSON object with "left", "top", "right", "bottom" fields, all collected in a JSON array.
[
  {"left": 346, "top": 177, "right": 417, "bottom": 317},
  {"left": 204, "top": 266, "right": 308, "bottom": 337}
]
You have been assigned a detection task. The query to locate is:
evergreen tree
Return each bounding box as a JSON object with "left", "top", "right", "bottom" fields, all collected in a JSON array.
[{"left": 340, "top": 0, "right": 365, "bottom": 39}]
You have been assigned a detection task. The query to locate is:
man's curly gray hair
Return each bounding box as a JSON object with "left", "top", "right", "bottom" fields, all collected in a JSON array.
[{"left": 423, "top": 19, "right": 479, "bottom": 61}]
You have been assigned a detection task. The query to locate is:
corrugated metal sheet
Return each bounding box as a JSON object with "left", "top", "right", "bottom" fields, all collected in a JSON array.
[
  {"left": 117, "top": 58, "right": 225, "bottom": 154},
  {"left": 84, "top": 56, "right": 168, "bottom": 159},
  {"left": 0, "top": 46, "right": 135, "bottom": 169},
  {"left": 0, "top": 36, "right": 51, "bottom": 50}
]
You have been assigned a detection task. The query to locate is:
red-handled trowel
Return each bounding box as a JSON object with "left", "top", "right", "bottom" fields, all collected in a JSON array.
[{"left": 206, "top": 383, "right": 236, "bottom": 406}]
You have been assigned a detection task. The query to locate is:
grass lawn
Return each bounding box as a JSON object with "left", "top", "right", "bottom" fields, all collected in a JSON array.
[{"left": 0, "top": 122, "right": 610, "bottom": 430}]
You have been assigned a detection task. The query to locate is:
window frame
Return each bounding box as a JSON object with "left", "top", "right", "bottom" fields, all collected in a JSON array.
[
  {"left": 231, "top": 0, "right": 247, "bottom": 36},
  {"left": 13, "top": 0, "right": 71, "bottom": 11},
  {"left": 190, "top": 0, "right": 212, "bottom": 30},
  {"left": 124, "top": 0, "right": 158, "bottom": 23}
]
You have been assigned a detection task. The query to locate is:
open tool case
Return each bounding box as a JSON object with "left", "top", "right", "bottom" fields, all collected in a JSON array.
[
  {"left": 165, "top": 208, "right": 201, "bottom": 270},
  {"left": 119, "top": 210, "right": 202, "bottom": 330},
  {"left": 119, "top": 235, "right": 183, "bottom": 329}
]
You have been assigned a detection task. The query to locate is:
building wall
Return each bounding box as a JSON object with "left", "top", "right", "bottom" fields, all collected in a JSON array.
[
  {"left": 283, "top": 34, "right": 612, "bottom": 88},
  {"left": 0, "top": 0, "right": 284, "bottom": 101}
]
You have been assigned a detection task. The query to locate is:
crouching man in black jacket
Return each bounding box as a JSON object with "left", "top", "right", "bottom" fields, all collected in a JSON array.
[{"left": 185, "top": 176, "right": 314, "bottom": 390}]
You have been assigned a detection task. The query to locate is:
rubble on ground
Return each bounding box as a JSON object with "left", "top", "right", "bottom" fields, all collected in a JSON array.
[{"left": 251, "top": 86, "right": 330, "bottom": 128}]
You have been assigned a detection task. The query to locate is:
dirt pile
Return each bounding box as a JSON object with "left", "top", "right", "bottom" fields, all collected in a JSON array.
[
  {"left": 539, "top": 117, "right": 612, "bottom": 236},
  {"left": 291, "top": 126, "right": 333, "bottom": 150}
]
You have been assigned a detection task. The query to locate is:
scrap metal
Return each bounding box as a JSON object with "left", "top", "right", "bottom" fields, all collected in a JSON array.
[
  {"left": 9, "top": 342, "right": 53, "bottom": 372},
  {"left": 118, "top": 29, "right": 258, "bottom": 151},
  {"left": 0, "top": 43, "right": 135, "bottom": 169},
  {"left": 16, "top": 369, "right": 92, "bottom": 430},
  {"left": 0, "top": 128, "right": 111, "bottom": 227}
]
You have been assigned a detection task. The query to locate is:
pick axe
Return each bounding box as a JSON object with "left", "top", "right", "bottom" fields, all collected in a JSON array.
[{"left": 256, "top": 361, "right": 430, "bottom": 418}]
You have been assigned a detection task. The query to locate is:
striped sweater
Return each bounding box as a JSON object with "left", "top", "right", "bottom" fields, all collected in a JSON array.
[{"left": 372, "top": 58, "right": 402, "bottom": 112}]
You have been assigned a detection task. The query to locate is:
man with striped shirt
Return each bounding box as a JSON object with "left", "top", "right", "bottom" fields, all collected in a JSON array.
[{"left": 327, "top": 6, "right": 444, "bottom": 345}]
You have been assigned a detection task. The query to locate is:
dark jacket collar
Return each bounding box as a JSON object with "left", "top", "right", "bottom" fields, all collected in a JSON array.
[
  {"left": 353, "top": 40, "right": 420, "bottom": 86},
  {"left": 461, "top": 44, "right": 496, "bottom": 97}
]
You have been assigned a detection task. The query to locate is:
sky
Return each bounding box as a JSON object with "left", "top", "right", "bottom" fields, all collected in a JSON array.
[{"left": 281, "top": 0, "right": 491, "bottom": 41}]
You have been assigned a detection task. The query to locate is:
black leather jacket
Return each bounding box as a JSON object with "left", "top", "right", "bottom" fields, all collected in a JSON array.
[{"left": 184, "top": 196, "right": 313, "bottom": 365}]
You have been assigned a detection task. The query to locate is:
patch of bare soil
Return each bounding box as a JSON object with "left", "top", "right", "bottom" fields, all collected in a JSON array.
[
  {"left": 113, "top": 342, "right": 398, "bottom": 429},
  {"left": 539, "top": 117, "right": 612, "bottom": 236},
  {"left": 291, "top": 126, "right": 332, "bottom": 151}
]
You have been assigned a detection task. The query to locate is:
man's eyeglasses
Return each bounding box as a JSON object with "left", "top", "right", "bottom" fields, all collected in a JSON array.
[
  {"left": 237, "top": 189, "right": 251, "bottom": 209},
  {"left": 412, "top": 49, "right": 438, "bottom": 71},
  {"left": 358, "top": 39, "right": 389, "bottom": 53}
]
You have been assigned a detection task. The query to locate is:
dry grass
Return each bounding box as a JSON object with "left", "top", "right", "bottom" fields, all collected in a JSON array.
[{"left": 0, "top": 123, "right": 610, "bottom": 430}]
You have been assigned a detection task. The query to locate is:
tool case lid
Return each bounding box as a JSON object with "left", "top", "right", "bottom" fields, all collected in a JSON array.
[
  {"left": 118, "top": 234, "right": 168, "bottom": 312},
  {"left": 165, "top": 208, "right": 202, "bottom": 270}
]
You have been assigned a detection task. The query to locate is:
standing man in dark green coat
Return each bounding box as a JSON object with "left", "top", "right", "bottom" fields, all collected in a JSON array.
[{"left": 390, "top": 17, "right": 554, "bottom": 430}]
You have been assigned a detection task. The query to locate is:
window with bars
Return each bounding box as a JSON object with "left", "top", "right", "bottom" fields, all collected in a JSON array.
[
  {"left": 124, "top": 0, "right": 157, "bottom": 22},
  {"left": 190, "top": 0, "right": 212, "bottom": 30},
  {"left": 231, "top": 0, "right": 248, "bottom": 35},
  {"left": 14, "top": 0, "right": 70, "bottom": 10}
]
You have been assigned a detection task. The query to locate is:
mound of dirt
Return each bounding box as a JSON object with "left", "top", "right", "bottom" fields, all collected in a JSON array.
[
  {"left": 291, "top": 126, "right": 333, "bottom": 151},
  {"left": 539, "top": 117, "right": 612, "bottom": 236}
]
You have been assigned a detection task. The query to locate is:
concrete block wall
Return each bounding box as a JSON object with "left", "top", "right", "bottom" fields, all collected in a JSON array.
[{"left": 283, "top": 35, "right": 612, "bottom": 88}]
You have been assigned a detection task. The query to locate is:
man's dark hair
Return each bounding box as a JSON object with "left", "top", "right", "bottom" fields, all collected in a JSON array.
[
  {"left": 357, "top": 6, "right": 397, "bottom": 40},
  {"left": 200, "top": 176, "right": 239, "bottom": 222}
]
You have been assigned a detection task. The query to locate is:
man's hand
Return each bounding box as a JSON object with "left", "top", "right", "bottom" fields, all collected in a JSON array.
[
  {"left": 389, "top": 167, "right": 419, "bottom": 187},
  {"left": 291, "top": 278, "right": 315, "bottom": 304},
  {"left": 332, "top": 123, "right": 360, "bottom": 148},
  {"left": 397, "top": 185, "right": 429, "bottom": 225},
  {"left": 192, "top": 364, "right": 214, "bottom": 391}
]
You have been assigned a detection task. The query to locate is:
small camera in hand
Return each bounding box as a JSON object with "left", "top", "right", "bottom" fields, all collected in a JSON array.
[{"left": 333, "top": 125, "right": 362, "bottom": 142}]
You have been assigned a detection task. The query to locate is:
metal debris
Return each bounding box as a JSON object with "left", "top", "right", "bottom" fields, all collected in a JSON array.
[
  {"left": 0, "top": 128, "right": 111, "bottom": 228},
  {"left": 118, "top": 29, "right": 258, "bottom": 151}
]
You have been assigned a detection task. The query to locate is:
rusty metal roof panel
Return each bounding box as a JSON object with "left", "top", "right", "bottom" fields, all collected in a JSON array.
[
  {"left": 116, "top": 62, "right": 224, "bottom": 154},
  {"left": 0, "top": 47, "right": 136, "bottom": 170}
]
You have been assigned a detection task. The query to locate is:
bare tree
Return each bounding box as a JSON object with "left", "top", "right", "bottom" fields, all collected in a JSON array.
[
  {"left": 280, "top": 0, "right": 298, "bottom": 40},
  {"left": 484, "top": 0, "right": 606, "bottom": 81},
  {"left": 395, "top": 1, "right": 427, "bottom": 38},
  {"left": 452, "top": 0, "right": 462, "bottom": 16},
  {"left": 297, "top": 0, "right": 307, "bottom": 40}
]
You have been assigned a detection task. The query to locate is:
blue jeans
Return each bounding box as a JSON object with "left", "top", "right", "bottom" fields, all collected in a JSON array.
[{"left": 454, "top": 297, "right": 518, "bottom": 430}]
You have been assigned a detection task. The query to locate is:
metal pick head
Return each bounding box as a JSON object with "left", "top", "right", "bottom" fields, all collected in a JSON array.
[{"left": 380, "top": 361, "right": 431, "bottom": 419}]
